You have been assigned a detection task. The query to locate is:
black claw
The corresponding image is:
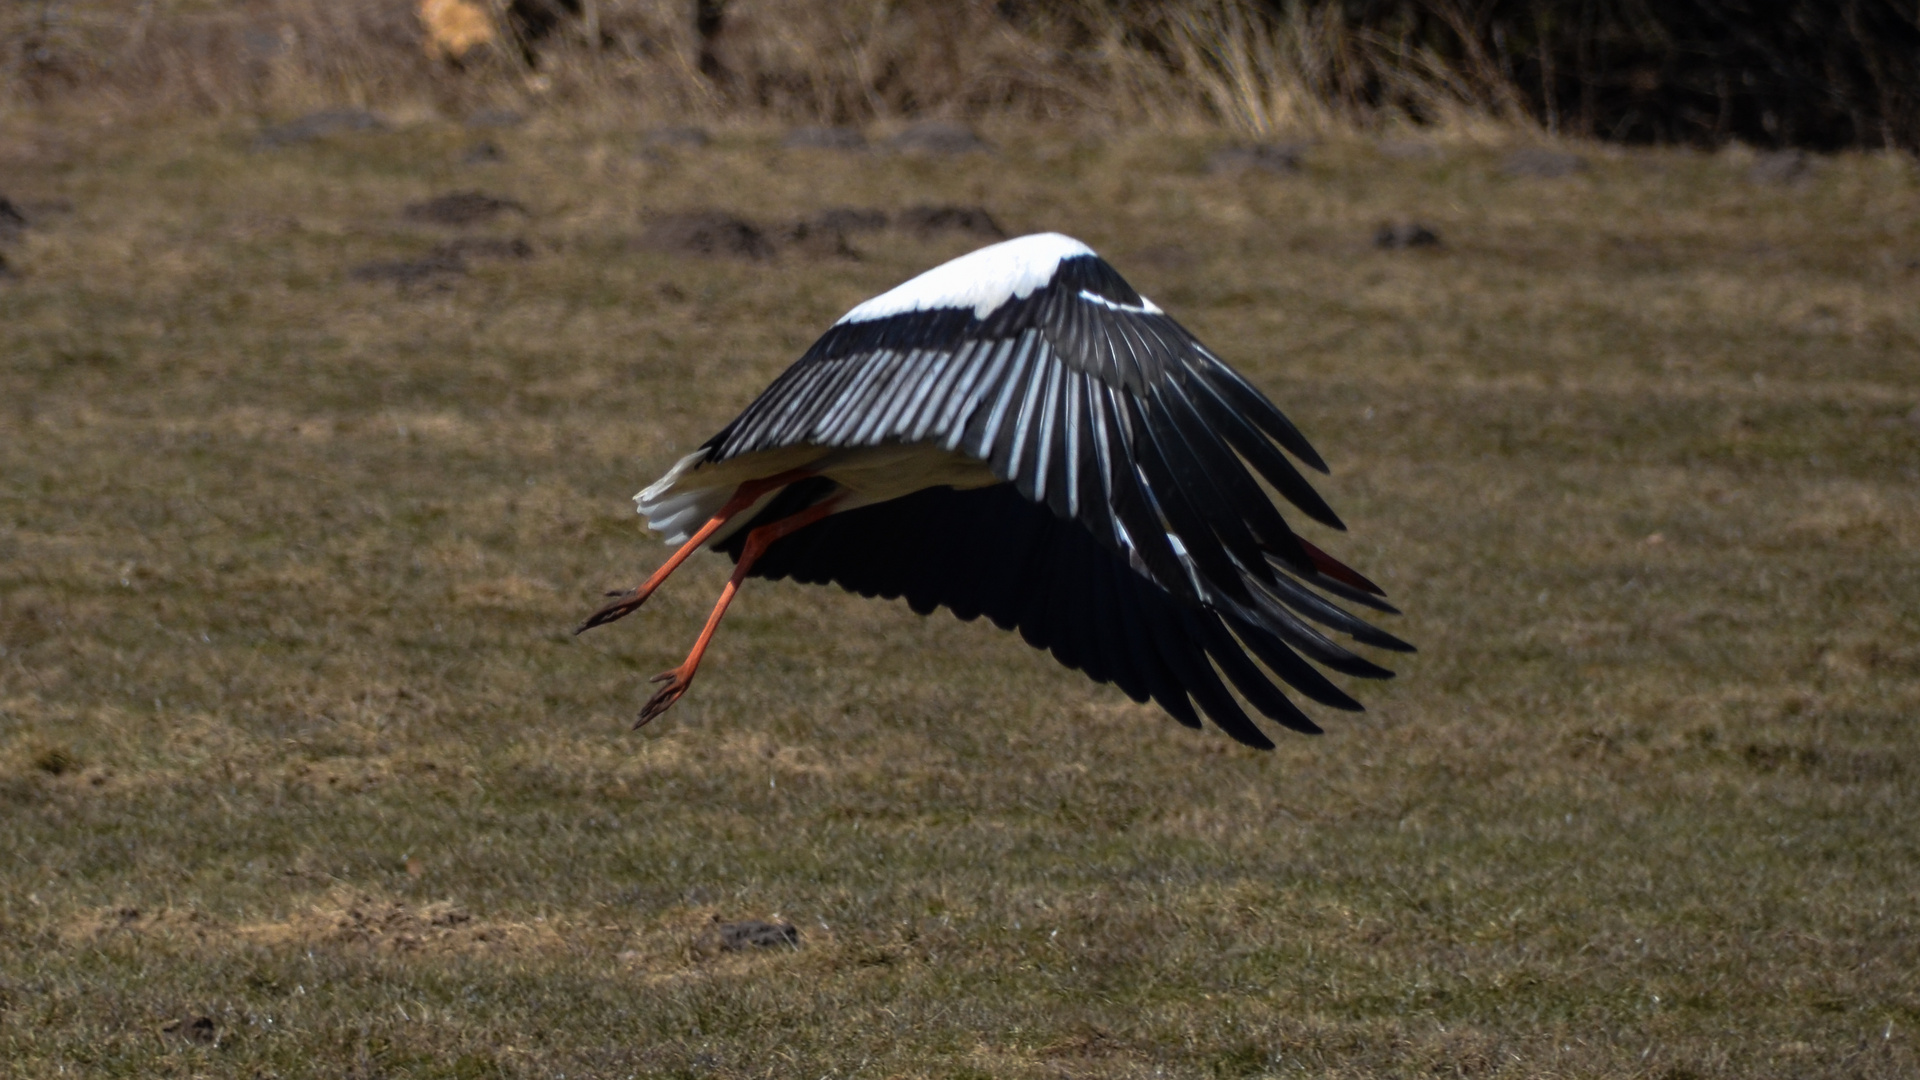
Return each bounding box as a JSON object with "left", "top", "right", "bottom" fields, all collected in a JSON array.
[{"left": 576, "top": 589, "right": 648, "bottom": 635}]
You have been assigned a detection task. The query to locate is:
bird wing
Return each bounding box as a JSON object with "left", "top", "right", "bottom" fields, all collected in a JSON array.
[
  {"left": 728, "top": 482, "right": 1369, "bottom": 748},
  {"left": 700, "top": 234, "right": 1411, "bottom": 738}
]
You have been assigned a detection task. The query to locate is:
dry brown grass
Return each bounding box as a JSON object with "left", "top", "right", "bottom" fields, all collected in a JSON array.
[
  {"left": 0, "top": 0, "right": 1501, "bottom": 135},
  {"left": 1, "top": 107, "right": 1918, "bottom": 1077}
]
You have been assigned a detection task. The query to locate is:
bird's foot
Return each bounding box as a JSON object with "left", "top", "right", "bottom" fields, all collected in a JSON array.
[
  {"left": 576, "top": 586, "right": 651, "bottom": 634},
  {"left": 635, "top": 665, "right": 695, "bottom": 728}
]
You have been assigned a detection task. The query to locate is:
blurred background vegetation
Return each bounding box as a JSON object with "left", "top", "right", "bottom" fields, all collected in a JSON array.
[{"left": 6, "top": 1, "right": 1918, "bottom": 147}]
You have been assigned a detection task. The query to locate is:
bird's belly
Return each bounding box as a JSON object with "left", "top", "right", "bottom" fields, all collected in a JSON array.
[
  {"left": 815, "top": 443, "right": 1002, "bottom": 506},
  {"left": 641, "top": 442, "right": 1002, "bottom": 546}
]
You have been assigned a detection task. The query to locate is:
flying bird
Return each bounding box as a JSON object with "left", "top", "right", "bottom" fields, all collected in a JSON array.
[{"left": 577, "top": 233, "right": 1411, "bottom": 748}]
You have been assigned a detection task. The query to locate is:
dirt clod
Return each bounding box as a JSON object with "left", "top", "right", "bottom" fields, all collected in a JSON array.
[
  {"left": 812, "top": 207, "right": 888, "bottom": 234},
  {"left": 402, "top": 191, "right": 529, "bottom": 227},
  {"left": 349, "top": 253, "right": 468, "bottom": 286},
  {"left": 31, "top": 745, "right": 80, "bottom": 775},
  {"left": 161, "top": 1014, "right": 217, "bottom": 1044},
  {"left": 638, "top": 211, "right": 775, "bottom": 260},
  {"left": 778, "top": 220, "right": 858, "bottom": 260},
  {"left": 716, "top": 919, "right": 799, "bottom": 951},
  {"left": 434, "top": 237, "right": 533, "bottom": 262},
  {"left": 897, "top": 204, "right": 1004, "bottom": 239},
  {"left": 0, "top": 197, "right": 26, "bottom": 242},
  {"left": 1374, "top": 221, "right": 1442, "bottom": 249}
]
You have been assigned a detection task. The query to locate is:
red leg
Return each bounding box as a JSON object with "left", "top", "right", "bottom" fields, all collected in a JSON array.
[
  {"left": 576, "top": 467, "right": 815, "bottom": 634},
  {"left": 634, "top": 495, "right": 843, "bottom": 727}
]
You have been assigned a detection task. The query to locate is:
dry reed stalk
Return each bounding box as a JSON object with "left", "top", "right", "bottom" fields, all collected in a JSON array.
[
  {"left": 0, "top": 0, "right": 1520, "bottom": 137},
  {"left": 1160, "top": 0, "right": 1340, "bottom": 136}
]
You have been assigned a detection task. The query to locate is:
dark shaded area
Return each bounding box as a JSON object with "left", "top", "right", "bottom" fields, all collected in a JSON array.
[
  {"left": 497, "top": 0, "right": 1918, "bottom": 151},
  {"left": 435, "top": 236, "right": 533, "bottom": 261},
  {"left": 505, "top": 0, "right": 584, "bottom": 64},
  {"left": 715, "top": 919, "right": 799, "bottom": 950},
  {"left": 637, "top": 211, "right": 775, "bottom": 260},
  {"left": 349, "top": 236, "right": 528, "bottom": 288},
  {"left": 0, "top": 196, "right": 26, "bottom": 242},
  {"left": 813, "top": 207, "right": 889, "bottom": 234},
  {"left": 401, "top": 191, "right": 529, "bottom": 226},
  {"left": 897, "top": 205, "right": 1004, "bottom": 239},
  {"left": 776, "top": 219, "right": 858, "bottom": 260},
  {"left": 161, "top": 1015, "right": 217, "bottom": 1045},
  {"left": 1374, "top": 222, "right": 1442, "bottom": 249},
  {"left": 349, "top": 252, "right": 468, "bottom": 286},
  {"left": 628, "top": 206, "right": 1011, "bottom": 261},
  {"left": 695, "top": 0, "right": 728, "bottom": 83},
  {"left": 1326, "top": 0, "right": 1920, "bottom": 150}
]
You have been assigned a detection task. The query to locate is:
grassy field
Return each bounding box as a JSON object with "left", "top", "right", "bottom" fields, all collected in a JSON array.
[{"left": 1, "top": 110, "right": 1917, "bottom": 1078}]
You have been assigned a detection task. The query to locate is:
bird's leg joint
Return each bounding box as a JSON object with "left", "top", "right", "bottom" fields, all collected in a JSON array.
[
  {"left": 574, "top": 467, "right": 817, "bottom": 635},
  {"left": 629, "top": 493, "right": 844, "bottom": 728}
]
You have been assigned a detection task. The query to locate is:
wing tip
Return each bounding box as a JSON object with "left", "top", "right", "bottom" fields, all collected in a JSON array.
[{"left": 1294, "top": 537, "right": 1387, "bottom": 597}]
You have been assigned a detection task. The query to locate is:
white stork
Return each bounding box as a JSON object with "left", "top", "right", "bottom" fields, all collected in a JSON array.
[{"left": 577, "top": 233, "right": 1412, "bottom": 748}]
